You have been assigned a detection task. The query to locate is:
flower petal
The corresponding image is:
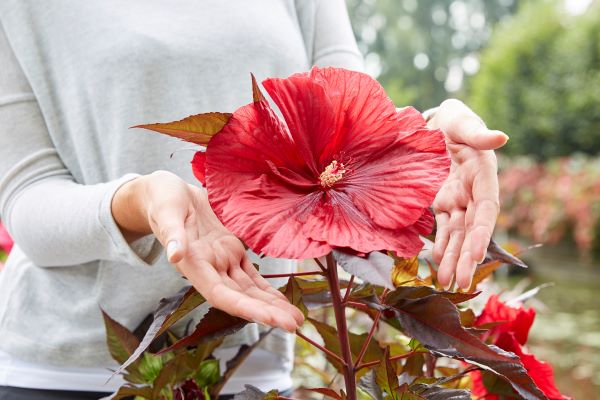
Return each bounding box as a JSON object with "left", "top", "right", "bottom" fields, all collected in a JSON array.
[
  {"left": 302, "top": 190, "right": 428, "bottom": 257},
  {"left": 206, "top": 97, "right": 327, "bottom": 259},
  {"left": 341, "top": 127, "right": 450, "bottom": 229},
  {"left": 262, "top": 74, "right": 336, "bottom": 172},
  {"left": 191, "top": 151, "right": 206, "bottom": 186}
]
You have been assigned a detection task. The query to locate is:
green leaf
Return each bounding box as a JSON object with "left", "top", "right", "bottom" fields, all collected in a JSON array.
[
  {"left": 159, "top": 307, "right": 247, "bottom": 354},
  {"left": 195, "top": 359, "right": 220, "bottom": 388},
  {"left": 382, "top": 293, "right": 548, "bottom": 400},
  {"left": 334, "top": 250, "right": 395, "bottom": 289},
  {"left": 284, "top": 277, "right": 308, "bottom": 318},
  {"left": 115, "top": 286, "right": 206, "bottom": 377},
  {"left": 482, "top": 370, "right": 521, "bottom": 397},
  {"left": 133, "top": 112, "right": 232, "bottom": 146},
  {"left": 137, "top": 352, "right": 165, "bottom": 384}
]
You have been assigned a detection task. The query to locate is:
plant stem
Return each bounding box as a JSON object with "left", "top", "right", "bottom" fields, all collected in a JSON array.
[
  {"left": 325, "top": 253, "right": 357, "bottom": 400},
  {"left": 345, "top": 301, "right": 371, "bottom": 313},
  {"left": 296, "top": 330, "right": 346, "bottom": 366},
  {"left": 342, "top": 275, "right": 355, "bottom": 303},
  {"left": 260, "top": 271, "right": 323, "bottom": 279},
  {"left": 314, "top": 257, "right": 327, "bottom": 273},
  {"left": 355, "top": 350, "right": 417, "bottom": 372},
  {"left": 353, "top": 310, "right": 381, "bottom": 369}
]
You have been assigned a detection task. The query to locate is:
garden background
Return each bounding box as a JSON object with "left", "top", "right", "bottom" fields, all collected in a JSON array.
[{"left": 340, "top": 0, "right": 599, "bottom": 398}]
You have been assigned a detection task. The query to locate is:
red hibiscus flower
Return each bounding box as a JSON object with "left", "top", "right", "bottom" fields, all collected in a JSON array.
[
  {"left": 471, "top": 296, "right": 571, "bottom": 400},
  {"left": 476, "top": 294, "right": 536, "bottom": 345},
  {"left": 198, "top": 67, "right": 450, "bottom": 259}
]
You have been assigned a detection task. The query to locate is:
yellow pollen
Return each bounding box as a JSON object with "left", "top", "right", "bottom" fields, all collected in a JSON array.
[{"left": 319, "top": 160, "right": 346, "bottom": 188}]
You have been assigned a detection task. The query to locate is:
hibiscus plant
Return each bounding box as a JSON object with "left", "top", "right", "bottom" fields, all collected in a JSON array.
[{"left": 103, "top": 68, "right": 569, "bottom": 400}]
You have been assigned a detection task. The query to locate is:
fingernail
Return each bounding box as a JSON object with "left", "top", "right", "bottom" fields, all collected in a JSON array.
[
  {"left": 166, "top": 240, "right": 179, "bottom": 261},
  {"left": 442, "top": 282, "right": 452, "bottom": 291}
]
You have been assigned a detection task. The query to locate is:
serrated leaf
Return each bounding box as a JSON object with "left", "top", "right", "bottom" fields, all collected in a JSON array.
[
  {"left": 101, "top": 309, "right": 140, "bottom": 365},
  {"left": 484, "top": 239, "right": 527, "bottom": 268},
  {"left": 134, "top": 112, "right": 232, "bottom": 145},
  {"left": 334, "top": 250, "right": 395, "bottom": 289},
  {"left": 410, "top": 383, "right": 471, "bottom": 400},
  {"left": 103, "top": 385, "right": 153, "bottom": 400},
  {"left": 481, "top": 369, "right": 520, "bottom": 397},
  {"left": 115, "top": 286, "right": 206, "bottom": 376},
  {"left": 391, "top": 256, "right": 421, "bottom": 287},
  {"left": 284, "top": 277, "right": 308, "bottom": 317},
  {"left": 233, "top": 385, "right": 279, "bottom": 400},
  {"left": 382, "top": 293, "right": 548, "bottom": 400},
  {"left": 159, "top": 307, "right": 247, "bottom": 354}
]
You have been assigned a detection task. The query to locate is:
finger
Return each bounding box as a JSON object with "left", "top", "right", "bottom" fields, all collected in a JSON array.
[
  {"left": 239, "top": 259, "right": 305, "bottom": 325},
  {"left": 149, "top": 204, "right": 188, "bottom": 264},
  {"left": 221, "top": 273, "right": 301, "bottom": 332},
  {"left": 433, "top": 212, "right": 450, "bottom": 265},
  {"left": 468, "top": 161, "right": 500, "bottom": 264},
  {"left": 456, "top": 233, "right": 477, "bottom": 289},
  {"left": 229, "top": 264, "right": 302, "bottom": 319},
  {"left": 184, "top": 258, "right": 297, "bottom": 331},
  {"left": 440, "top": 100, "right": 508, "bottom": 150},
  {"left": 437, "top": 210, "right": 466, "bottom": 289}
]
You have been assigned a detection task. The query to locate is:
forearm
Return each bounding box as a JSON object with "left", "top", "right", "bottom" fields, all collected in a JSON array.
[{"left": 111, "top": 175, "right": 152, "bottom": 242}]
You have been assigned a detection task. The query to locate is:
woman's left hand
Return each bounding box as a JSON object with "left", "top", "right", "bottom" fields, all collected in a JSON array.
[{"left": 427, "top": 99, "right": 509, "bottom": 290}]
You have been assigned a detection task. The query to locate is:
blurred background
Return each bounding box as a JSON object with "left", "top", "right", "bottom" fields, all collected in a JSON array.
[{"left": 344, "top": 0, "right": 599, "bottom": 397}]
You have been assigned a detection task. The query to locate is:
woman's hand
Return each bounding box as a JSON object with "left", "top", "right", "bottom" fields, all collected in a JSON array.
[
  {"left": 112, "top": 170, "right": 304, "bottom": 332},
  {"left": 428, "top": 99, "right": 508, "bottom": 290}
]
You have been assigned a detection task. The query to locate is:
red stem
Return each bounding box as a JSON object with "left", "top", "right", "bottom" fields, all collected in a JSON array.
[
  {"left": 325, "top": 253, "right": 357, "bottom": 400},
  {"left": 355, "top": 350, "right": 417, "bottom": 372},
  {"left": 342, "top": 275, "right": 355, "bottom": 303},
  {"left": 296, "top": 330, "right": 346, "bottom": 366},
  {"left": 314, "top": 257, "right": 327, "bottom": 273},
  {"left": 353, "top": 310, "right": 381, "bottom": 370},
  {"left": 261, "top": 271, "right": 323, "bottom": 279},
  {"left": 345, "top": 301, "right": 371, "bottom": 313}
]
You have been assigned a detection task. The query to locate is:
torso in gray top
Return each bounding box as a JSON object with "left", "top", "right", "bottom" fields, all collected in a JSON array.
[{"left": 0, "top": 0, "right": 362, "bottom": 370}]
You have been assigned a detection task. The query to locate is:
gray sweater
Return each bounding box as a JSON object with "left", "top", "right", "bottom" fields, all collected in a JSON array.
[{"left": 0, "top": 0, "right": 363, "bottom": 371}]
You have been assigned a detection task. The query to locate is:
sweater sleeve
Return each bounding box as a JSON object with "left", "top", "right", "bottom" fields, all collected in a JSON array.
[
  {"left": 0, "top": 24, "right": 162, "bottom": 268},
  {"left": 296, "top": 0, "right": 365, "bottom": 71}
]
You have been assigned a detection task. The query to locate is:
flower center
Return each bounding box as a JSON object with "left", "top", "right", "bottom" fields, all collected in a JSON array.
[{"left": 319, "top": 160, "right": 346, "bottom": 188}]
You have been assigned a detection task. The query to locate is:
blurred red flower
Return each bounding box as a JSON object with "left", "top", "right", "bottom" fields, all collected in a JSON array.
[
  {"left": 0, "top": 222, "right": 13, "bottom": 254},
  {"left": 471, "top": 296, "right": 571, "bottom": 400},
  {"left": 173, "top": 379, "right": 205, "bottom": 400},
  {"left": 201, "top": 67, "right": 450, "bottom": 259}
]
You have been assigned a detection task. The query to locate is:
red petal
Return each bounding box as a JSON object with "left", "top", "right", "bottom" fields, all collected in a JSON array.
[
  {"left": 341, "top": 126, "right": 449, "bottom": 229},
  {"left": 301, "top": 190, "right": 428, "bottom": 257},
  {"left": 308, "top": 67, "right": 416, "bottom": 160},
  {"left": 496, "top": 333, "right": 570, "bottom": 400},
  {"left": 206, "top": 98, "right": 327, "bottom": 259},
  {"left": 191, "top": 151, "right": 206, "bottom": 186},
  {"left": 476, "top": 295, "right": 536, "bottom": 345},
  {"left": 262, "top": 74, "right": 336, "bottom": 173}
]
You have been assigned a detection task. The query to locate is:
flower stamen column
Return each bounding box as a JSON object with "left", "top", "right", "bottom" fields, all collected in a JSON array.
[{"left": 325, "top": 253, "right": 357, "bottom": 400}]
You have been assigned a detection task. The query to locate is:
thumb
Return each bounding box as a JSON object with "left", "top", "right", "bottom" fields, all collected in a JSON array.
[{"left": 150, "top": 207, "right": 188, "bottom": 264}]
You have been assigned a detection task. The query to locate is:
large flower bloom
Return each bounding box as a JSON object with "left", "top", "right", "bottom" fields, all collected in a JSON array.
[
  {"left": 471, "top": 296, "right": 571, "bottom": 400},
  {"left": 200, "top": 67, "right": 450, "bottom": 259}
]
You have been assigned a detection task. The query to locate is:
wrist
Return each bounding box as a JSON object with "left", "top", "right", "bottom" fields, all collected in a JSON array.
[{"left": 112, "top": 176, "right": 153, "bottom": 242}]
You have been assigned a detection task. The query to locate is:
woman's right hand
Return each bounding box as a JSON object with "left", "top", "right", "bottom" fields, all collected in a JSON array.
[{"left": 112, "top": 170, "right": 304, "bottom": 332}]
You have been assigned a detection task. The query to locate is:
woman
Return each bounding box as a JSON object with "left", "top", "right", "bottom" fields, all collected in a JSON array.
[{"left": 0, "top": 1, "right": 506, "bottom": 399}]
